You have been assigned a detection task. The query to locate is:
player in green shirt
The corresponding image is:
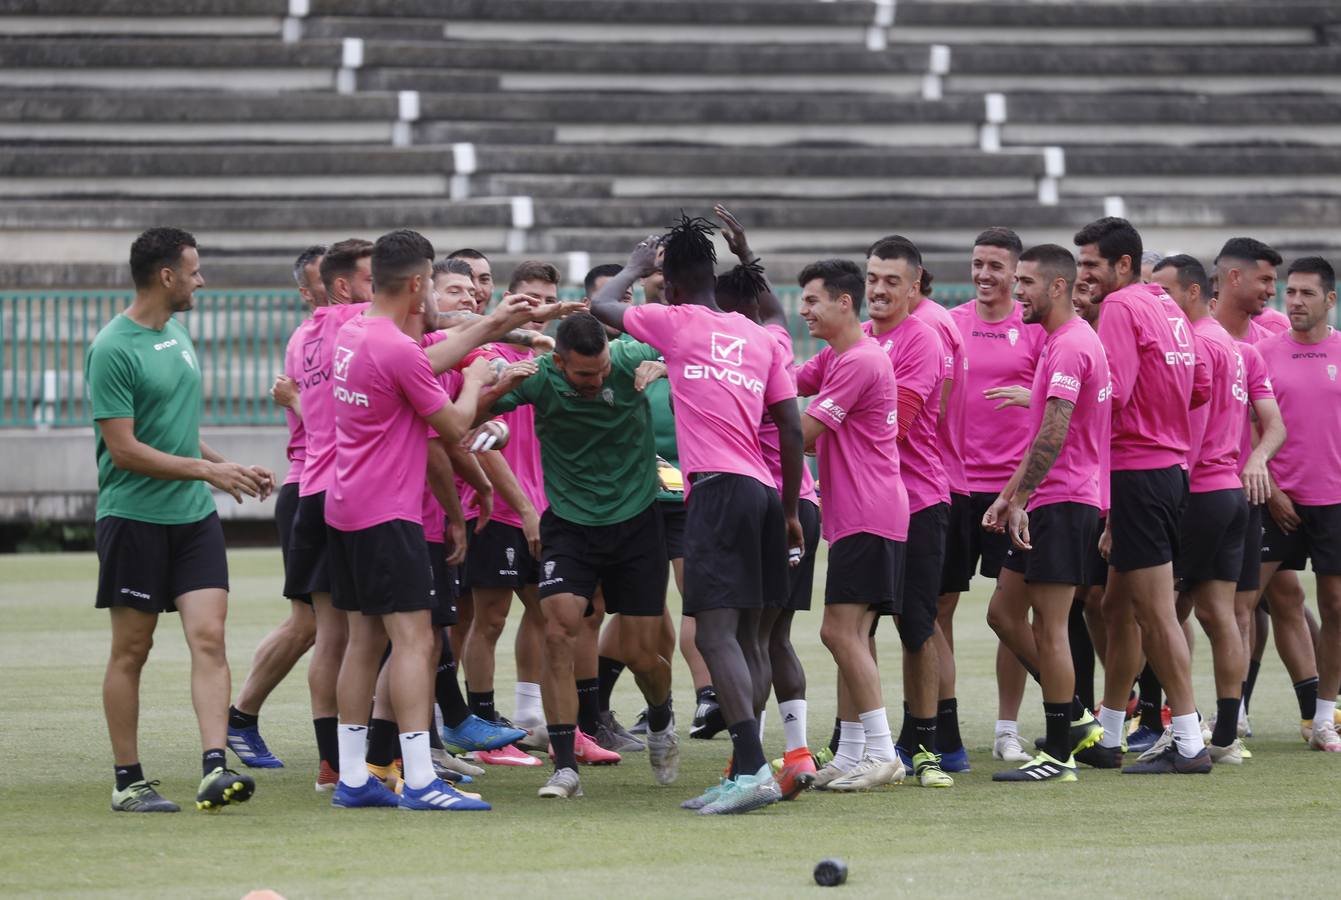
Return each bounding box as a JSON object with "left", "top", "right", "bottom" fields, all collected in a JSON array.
[
  {"left": 87, "top": 228, "right": 275, "bottom": 814},
  {"left": 477, "top": 311, "right": 679, "bottom": 799}
]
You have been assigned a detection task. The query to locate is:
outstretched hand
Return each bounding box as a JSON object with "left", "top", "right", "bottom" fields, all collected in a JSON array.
[{"left": 713, "top": 204, "right": 752, "bottom": 262}]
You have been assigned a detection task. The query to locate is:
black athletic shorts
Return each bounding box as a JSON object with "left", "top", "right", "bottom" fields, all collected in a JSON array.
[
  {"left": 274, "top": 481, "right": 300, "bottom": 570},
  {"left": 825, "top": 532, "right": 906, "bottom": 615},
  {"left": 1237, "top": 503, "right": 1264, "bottom": 592},
  {"left": 780, "top": 499, "right": 822, "bottom": 611},
  {"left": 940, "top": 490, "right": 1012, "bottom": 593},
  {"left": 898, "top": 503, "right": 949, "bottom": 649},
  {"left": 1088, "top": 517, "right": 1109, "bottom": 588},
  {"left": 95, "top": 512, "right": 228, "bottom": 614},
  {"left": 1002, "top": 502, "right": 1100, "bottom": 586},
  {"left": 658, "top": 501, "right": 686, "bottom": 562},
  {"left": 539, "top": 504, "right": 668, "bottom": 617},
  {"left": 328, "top": 520, "right": 435, "bottom": 616},
  {"left": 427, "top": 540, "right": 459, "bottom": 626},
  {"left": 1262, "top": 502, "right": 1341, "bottom": 576},
  {"left": 464, "top": 519, "right": 539, "bottom": 589},
  {"left": 1109, "top": 465, "right": 1188, "bottom": 573},
  {"left": 682, "top": 472, "right": 787, "bottom": 616},
  {"left": 1176, "top": 488, "right": 1249, "bottom": 587},
  {"left": 284, "top": 490, "right": 330, "bottom": 600}
]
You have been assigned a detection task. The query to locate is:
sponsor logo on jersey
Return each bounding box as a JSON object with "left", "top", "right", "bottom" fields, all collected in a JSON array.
[
  {"left": 333, "top": 346, "right": 354, "bottom": 381},
  {"left": 818, "top": 397, "right": 847, "bottom": 423},
  {"left": 303, "top": 336, "right": 323, "bottom": 372},
  {"left": 710, "top": 332, "right": 746, "bottom": 366},
  {"left": 1163, "top": 316, "right": 1196, "bottom": 366},
  {"left": 333, "top": 385, "right": 369, "bottom": 407},
  {"left": 682, "top": 364, "right": 763, "bottom": 394},
  {"left": 1292, "top": 351, "right": 1330, "bottom": 359},
  {"left": 1049, "top": 372, "right": 1080, "bottom": 393}
]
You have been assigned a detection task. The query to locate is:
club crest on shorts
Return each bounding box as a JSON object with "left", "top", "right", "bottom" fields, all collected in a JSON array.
[
  {"left": 544, "top": 560, "right": 555, "bottom": 579},
  {"left": 1007, "top": 327, "right": 1019, "bottom": 347},
  {"left": 506, "top": 546, "right": 516, "bottom": 567}
]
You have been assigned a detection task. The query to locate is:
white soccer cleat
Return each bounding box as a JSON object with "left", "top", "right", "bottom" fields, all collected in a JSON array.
[
  {"left": 432, "top": 747, "right": 485, "bottom": 778},
  {"left": 1208, "top": 740, "right": 1245, "bottom": 765},
  {"left": 1309, "top": 719, "right": 1341, "bottom": 753},
  {"left": 811, "top": 761, "right": 854, "bottom": 791},
  {"left": 824, "top": 754, "right": 906, "bottom": 791},
  {"left": 516, "top": 719, "right": 550, "bottom": 752},
  {"left": 537, "top": 767, "right": 583, "bottom": 799},
  {"left": 992, "top": 732, "right": 1032, "bottom": 763},
  {"left": 646, "top": 720, "right": 680, "bottom": 786}
]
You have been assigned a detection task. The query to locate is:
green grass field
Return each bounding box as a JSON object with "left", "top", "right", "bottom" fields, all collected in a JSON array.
[{"left": 1, "top": 547, "right": 1334, "bottom": 899}]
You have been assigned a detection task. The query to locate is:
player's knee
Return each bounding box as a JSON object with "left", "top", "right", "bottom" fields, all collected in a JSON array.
[
  {"left": 187, "top": 625, "right": 227, "bottom": 661},
  {"left": 984, "top": 602, "right": 1010, "bottom": 637},
  {"left": 112, "top": 634, "right": 153, "bottom": 668},
  {"left": 897, "top": 617, "right": 934, "bottom": 652}
]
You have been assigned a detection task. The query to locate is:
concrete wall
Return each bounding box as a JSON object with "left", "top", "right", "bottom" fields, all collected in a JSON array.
[{"left": 0, "top": 426, "right": 291, "bottom": 522}]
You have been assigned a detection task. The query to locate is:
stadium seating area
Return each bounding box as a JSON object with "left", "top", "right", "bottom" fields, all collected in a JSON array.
[{"left": 3, "top": 0, "right": 1341, "bottom": 287}]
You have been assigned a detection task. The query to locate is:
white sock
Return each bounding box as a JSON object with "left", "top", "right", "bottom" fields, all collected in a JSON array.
[
  {"left": 1171, "top": 712, "right": 1205, "bottom": 757},
  {"left": 994, "top": 719, "right": 1019, "bottom": 737},
  {"left": 1314, "top": 697, "right": 1337, "bottom": 730},
  {"left": 399, "top": 732, "right": 435, "bottom": 790},
  {"left": 1098, "top": 705, "right": 1126, "bottom": 749},
  {"left": 859, "top": 708, "right": 896, "bottom": 762},
  {"left": 1238, "top": 699, "right": 1249, "bottom": 726},
  {"left": 758, "top": 709, "right": 767, "bottom": 743},
  {"left": 337, "top": 723, "right": 370, "bottom": 788},
  {"left": 515, "top": 681, "right": 543, "bottom": 725},
  {"left": 779, "top": 699, "right": 808, "bottom": 752},
  {"left": 833, "top": 721, "right": 864, "bottom": 770}
]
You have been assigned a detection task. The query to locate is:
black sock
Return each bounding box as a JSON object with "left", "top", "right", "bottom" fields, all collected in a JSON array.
[
  {"left": 1137, "top": 664, "right": 1163, "bottom": 731},
  {"left": 696, "top": 684, "right": 718, "bottom": 704},
  {"left": 367, "top": 717, "right": 399, "bottom": 768},
  {"left": 576, "top": 678, "right": 602, "bottom": 734},
  {"left": 549, "top": 723, "right": 578, "bottom": 771},
  {"left": 936, "top": 698, "right": 963, "bottom": 752},
  {"left": 1294, "top": 676, "right": 1319, "bottom": 720},
  {"left": 202, "top": 748, "right": 226, "bottom": 777},
  {"left": 1068, "top": 599, "right": 1096, "bottom": 710},
  {"left": 598, "top": 656, "right": 626, "bottom": 713},
  {"left": 429, "top": 721, "right": 444, "bottom": 750},
  {"left": 314, "top": 717, "right": 338, "bottom": 769},
  {"left": 895, "top": 705, "right": 915, "bottom": 750},
  {"left": 726, "top": 718, "right": 767, "bottom": 775},
  {"left": 228, "top": 706, "right": 258, "bottom": 731},
  {"left": 829, "top": 716, "right": 841, "bottom": 755},
  {"left": 1211, "top": 697, "right": 1241, "bottom": 747},
  {"left": 1043, "top": 702, "right": 1071, "bottom": 761},
  {"left": 1070, "top": 695, "right": 1087, "bottom": 721},
  {"left": 1243, "top": 659, "right": 1262, "bottom": 711},
  {"left": 911, "top": 716, "right": 937, "bottom": 754},
  {"left": 468, "top": 690, "right": 496, "bottom": 723},
  {"left": 646, "top": 694, "right": 673, "bottom": 733},
  {"left": 436, "top": 659, "right": 472, "bottom": 729},
  {"left": 115, "top": 762, "right": 144, "bottom": 791}
]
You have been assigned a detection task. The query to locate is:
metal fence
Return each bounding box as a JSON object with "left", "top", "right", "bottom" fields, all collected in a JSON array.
[{"left": 0, "top": 283, "right": 1299, "bottom": 428}]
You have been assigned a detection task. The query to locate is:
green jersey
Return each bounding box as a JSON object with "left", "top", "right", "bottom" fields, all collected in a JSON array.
[
  {"left": 85, "top": 314, "right": 214, "bottom": 524},
  {"left": 644, "top": 377, "right": 682, "bottom": 504},
  {"left": 493, "top": 339, "right": 661, "bottom": 526}
]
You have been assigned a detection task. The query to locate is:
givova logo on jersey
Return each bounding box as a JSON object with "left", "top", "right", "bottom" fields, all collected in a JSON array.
[
  {"left": 683, "top": 332, "right": 763, "bottom": 394},
  {"left": 1164, "top": 317, "right": 1195, "bottom": 367},
  {"left": 330, "top": 346, "right": 369, "bottom": 406}
]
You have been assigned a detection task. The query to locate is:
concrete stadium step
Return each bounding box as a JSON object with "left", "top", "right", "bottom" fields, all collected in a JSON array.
[{"left": 307, "top": 0, "right": 877, "bottom": 25}]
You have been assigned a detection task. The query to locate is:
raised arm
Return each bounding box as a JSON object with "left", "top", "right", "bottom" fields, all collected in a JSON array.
[
  {"left": 715, "top": 203, "right": 786, "bottom": 329},
  {"left": 590, "top": 236, "right": 661, "bottom": 334}
]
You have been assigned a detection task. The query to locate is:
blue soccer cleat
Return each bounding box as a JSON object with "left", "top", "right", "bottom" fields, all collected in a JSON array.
[
  {"left": 399, "top": 778, "right": 492, "bottom": 812},
  {"left": 938, "top": 746, "right": 971, "bottom": 773},
  {"left": 332, "top": 776, "right": 400, "bottom": 809},
  {"left": 226, "top": 725, "right": 284, "bottom": 769},
  {"left": 440, "top": 715, "right": 527, "bottom": 754},
  {"left": 1126, "top": 725, "right": 1163, "bottom": 755}
]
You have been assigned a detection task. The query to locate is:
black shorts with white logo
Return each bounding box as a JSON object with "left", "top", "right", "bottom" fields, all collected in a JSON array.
[
  {"left": 780, "top": 499, "right": 822, "bottom": 611},
  {"left": 1262, "top": 501, "right": 1341, "bottom": 576},
  {"left": 898, "top": 502, "right": 949, "bottom": 649},
  {"left": 427, "top": 540, "right": 459, "bottom": 626},
  {"left": 95, "top": 512, "right": 229, "bottom": 614},
  {"left": 284, "top": 490, "right": 330, "bottom": 600},
  {"left": 1002, "top": 502, "right": 1100, "bottom": 586},
  {"left": 658, "top": 501, "right": 686, "bottom": 562},
  {"left": 682, "top": 473, "right": 787, "bottom": 616},
  {"left": 826, "top": 532, "right": 907, "bottom": 616},
  {"left": 1237, "top": 503, "right": 1264, "bottom": 592},
  {"left": 328, "top": 520, "right": 435, "bottom": 616},
  {"left": 464, "top": 519, "right": 540, "bottom": 589},
  {"left": 274, "top": 481, "right": 300, "bottom": 571},
  {"left": 1109, "top": 465, "right": 1188, "bottom": 573},
  {"left": 539, "top": 504, "right": 667, "bottom": 617},
  {"left": 1176, "top": 488, "right": 1249, "bottom": 587},
  {"left": 1088, "top": 517, "right": 1109, "bottom": 588},
  {"left": 940, "top": 490, "right": 1013, "bottom": 593}
]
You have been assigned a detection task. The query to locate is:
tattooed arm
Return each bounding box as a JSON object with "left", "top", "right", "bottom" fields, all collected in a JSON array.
[
  {"left": 437, "top": 309, "right": 549, "bottom": 350},
  {"left": 982, "top": 397, "right": 1074, "bottom": 546}
]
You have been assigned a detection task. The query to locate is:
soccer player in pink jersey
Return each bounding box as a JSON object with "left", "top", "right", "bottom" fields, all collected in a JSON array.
[
  {"left": 793, "top": 259, "right": 908, "bottom": 792},
  {"left": 1074, "top": 217, "right": 1213, "bottom": 775},
  {"left": 1257, "top": 257, "right": 1341, "bottom": 753},
  {"left": 980, "top": 244, "right": 1110, "bottom": 783},
  {"left": 1153, "top": 254, "right": 1279, "bottom": 763},
  {"left": 227, "top": 245, "right": 327, "bottom": 771},
  {"left": 447, "top": 248, "right": 495, "bottom": 314},
  {"left": 946, "top": 227, "right": 1045, "bottom": 765},
  {"left": 858, "top": 236, "right": 954, "bottom": 788},
  {"left": 590, "top": 220, "right": 805, "bottom": 815}
]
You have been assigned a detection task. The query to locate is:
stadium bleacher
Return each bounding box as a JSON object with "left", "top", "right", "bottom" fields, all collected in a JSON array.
[{"left": 2, "top": 0, "right": 1340, "bottom": 288}]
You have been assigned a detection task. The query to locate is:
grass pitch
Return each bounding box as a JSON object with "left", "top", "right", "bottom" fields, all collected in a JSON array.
[{"left": 0, "top": 547, "right": 1333, "bottom": 899}]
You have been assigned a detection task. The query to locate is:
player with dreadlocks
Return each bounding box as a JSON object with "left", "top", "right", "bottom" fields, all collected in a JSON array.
[{"left": 589, "top": 214, "right": 805, "bottom": 815}]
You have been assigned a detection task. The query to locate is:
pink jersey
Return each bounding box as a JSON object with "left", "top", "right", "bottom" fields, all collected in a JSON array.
[
  {"left": 911, "top": 297, "right": 967, "bottom": 495},
  {"left": 298, "top": 302, "right": 368, "bottom": 498},
  {"left": 1187, "top": 317, "right": 1247, "bottom": 493},
  {"left": 949, "top": 302, "right": 1047, "bottom": 493},
  {"left": 863, "top": 317, "right": 949, "bottom": 513},
  {"left": 761, "top": 324, "right": 819, "bottom": 505},
  {"left": 1025, "top": 317, "right": 1111, "bottom": 511},
  {"left": 1235, "top": 341, "right": 1274, "bottom": 475},
  {"left": 325, "top": 315, "right": 449, "bottom": 532},
  {"left": 623, "top": 303, "right": 795, "bottom": 492},
  {"left": 280, "top": 316, "right": 318, "bottom": 485},
  {"left": 1257, "top": 329, "right": 1341, "bottom": 505},
  {"left": 421, "top": 341, "right": 464, "bottom": 545},
  {"left": 1098, "top": 282, "right": 1208, "bottom": 471},
  {"left": 1257, "top": 306, "right": 1291, "bottom": 335},
  {"left": 799, "top": 338, "right": 909, "bottom": 542},
  {"left": 456, "top": 342, "right": 546, "bottom": 528}
]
